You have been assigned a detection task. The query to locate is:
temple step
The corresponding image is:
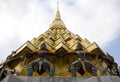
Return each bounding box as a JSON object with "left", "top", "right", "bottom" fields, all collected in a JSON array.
[{"left": 1, "top": 75, "right": 120, "bottom": 82}]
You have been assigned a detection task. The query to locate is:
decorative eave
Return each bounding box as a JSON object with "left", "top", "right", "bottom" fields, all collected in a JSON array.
[{"left": 11, "top": 41, "right": 37, "bottom": 57}]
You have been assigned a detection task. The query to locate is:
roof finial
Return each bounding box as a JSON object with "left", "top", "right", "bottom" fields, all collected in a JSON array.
[
  {"left": 57, "top": 2, "right": 59, "bottom": 10},
  {"left": 55, "top": 1, "right": 61, "bottom": 20}
]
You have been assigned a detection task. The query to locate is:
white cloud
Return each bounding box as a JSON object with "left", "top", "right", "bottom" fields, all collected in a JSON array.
[
  {"left": 0, "top": 0, "right": 120, "bottom": 63},
  {"left": 60, "top": 0, "right": 120, "bottom": 47}
]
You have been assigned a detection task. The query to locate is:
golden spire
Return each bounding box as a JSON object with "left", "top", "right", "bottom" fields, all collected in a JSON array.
[
  {"left": 50, "top": 2, "right": 66, "bottom": 27},
  {"left": 55, "top": 2, "right": 61, "bottom": 20}
]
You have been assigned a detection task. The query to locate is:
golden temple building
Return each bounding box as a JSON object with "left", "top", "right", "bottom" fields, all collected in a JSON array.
[{"left": 0, "top": 5, "right": 118, "bottom": 77}]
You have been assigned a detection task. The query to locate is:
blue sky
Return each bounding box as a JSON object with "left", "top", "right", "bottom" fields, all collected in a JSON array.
[
  {"left": 0, "top": 0, "right": 120, "bottom": 66},
  {"left": 103, "top": 35, "right": 120, "bottom": 66}
]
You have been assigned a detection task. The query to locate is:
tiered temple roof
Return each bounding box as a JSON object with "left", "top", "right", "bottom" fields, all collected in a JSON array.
[
  {"left": 12, "top": 6, "right": 105, "bottom": 56},
  {"left": 0, "top": 5, "right": 117, "bottom": 77}
]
